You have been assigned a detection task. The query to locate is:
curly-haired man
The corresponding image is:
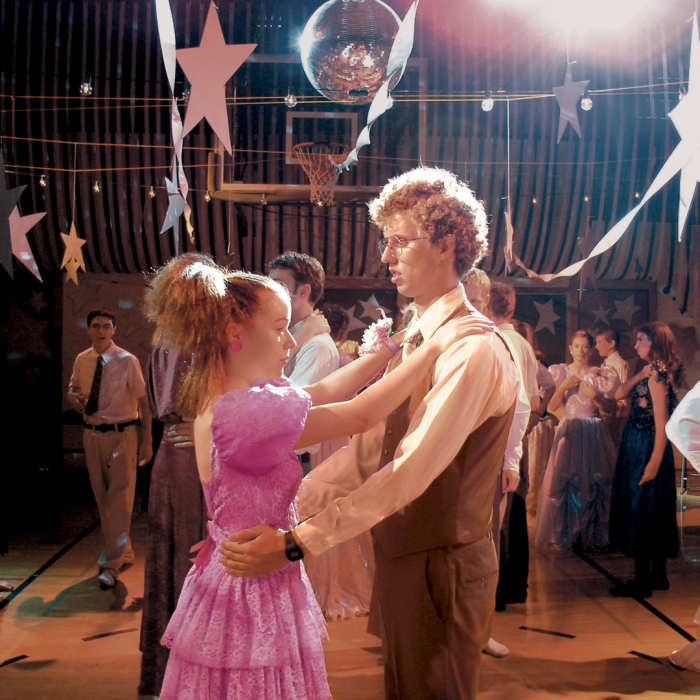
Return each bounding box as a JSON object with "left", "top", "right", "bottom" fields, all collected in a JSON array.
[{"left": 220, "top": 168, "right": 525, "bottom": 700}]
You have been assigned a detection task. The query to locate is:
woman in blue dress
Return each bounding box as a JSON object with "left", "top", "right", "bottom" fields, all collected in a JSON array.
[{"left": 609, "top": 322, "right": 684, "bottom": 598}]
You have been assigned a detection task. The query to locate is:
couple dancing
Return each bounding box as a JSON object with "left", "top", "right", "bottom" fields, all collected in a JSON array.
[{"left": 147, "top": 168, "right": 521, "bottom": 700}]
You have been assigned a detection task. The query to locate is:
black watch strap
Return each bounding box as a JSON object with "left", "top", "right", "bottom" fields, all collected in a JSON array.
[{"left": 284, "top": 530, "right": 304, "bottom": 561}]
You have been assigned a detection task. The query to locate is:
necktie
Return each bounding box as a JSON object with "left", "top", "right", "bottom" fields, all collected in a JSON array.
[
  {"left": 85, "top": 356, "right": 105, "bottom": 415},
  {"left": 402, "top": 328, "right": 424, "bottom": 359}
]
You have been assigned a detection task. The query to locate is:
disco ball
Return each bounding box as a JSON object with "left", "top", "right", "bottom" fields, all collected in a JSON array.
[{"left": 300, "top": 0, "right": 401, "bottom": 104}]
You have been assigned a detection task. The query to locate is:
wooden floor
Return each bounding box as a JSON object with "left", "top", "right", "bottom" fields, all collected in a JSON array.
[{"left": 2, "top": 492, "right": 700, "bottom": 700}]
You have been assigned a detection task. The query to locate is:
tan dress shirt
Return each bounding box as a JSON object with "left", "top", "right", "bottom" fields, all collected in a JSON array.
[
  {"left": 69, "top": 342, "right": 146, "bottom": 425},
  {"left": 295, "top": 285, "right": 521, "bottom": 557}
]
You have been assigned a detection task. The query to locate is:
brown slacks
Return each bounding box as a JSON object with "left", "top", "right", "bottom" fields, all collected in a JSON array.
[{"left": 375, "top": 533, "right": 498, "bottom": 700}]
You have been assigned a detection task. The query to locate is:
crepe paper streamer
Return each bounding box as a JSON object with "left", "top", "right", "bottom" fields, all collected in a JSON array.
[
  {"left": 553, "top": 63, "right": 589, "bottom": 143},
  {"left": 672, "top": 13, "right": 700, "bottom": 242},
  {"left": 503, "top": 211, "right": 515, "bottom": 274},
  {"left": 0, "top": 152, "right": 26, "bottom": 279},
  {"left": 577, "top": 226, "right": 598, "bottom": 301},
  {"left": 9, "top": 206, "right": 45, "bottom": 282},
  {"left": 176, "top": 1, "right": 256, "bottom": 155},
  {"left": 60, "top": 222, "right": 87, "bottom": 272},
  {"left": 160, "top": 166, "right": 187, "bottom": 254},
  {"left": 336, "top": 1, "right": 419, "bottom": 171}
]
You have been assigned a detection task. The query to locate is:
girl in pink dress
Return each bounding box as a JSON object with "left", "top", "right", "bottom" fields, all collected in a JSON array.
[{"left": 145, "top": 254, "right": 492, "bottom": 700}]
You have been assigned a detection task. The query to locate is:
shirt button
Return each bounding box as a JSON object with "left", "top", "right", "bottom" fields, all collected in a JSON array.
[
  {"left": 383, "top": 448, "right": 389, "bottom": 455},
  {"left": 387, "top": 428, "right": 393, "bottom": 435}
]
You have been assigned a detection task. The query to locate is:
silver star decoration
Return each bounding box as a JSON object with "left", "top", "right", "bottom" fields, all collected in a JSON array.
[
  {"left": 0, "top": 152, "right": 26, "bottom": 278},
  {"left": 160, "top": 174, "right": 187, "bottom": 254},
  {"left": 344, "top": 304, "right": 369, "bottom": 334},
  {"left": 671, "top": 14, "right": 700, "bottom": 241},
  {"left": 553, "top": 63, "right": 590, "bottom": 143},
  {"left": 358, "top": 294, "right": 391, "bottom": 322},
  {"left": 533, "top": 299, "right": 561, "bottom": 335},
  {"left": 591, "top": 304, "right": 610, "bottom": 326},
  {"left": 612, "top": 294, "right": 642, "bottom": 327}
]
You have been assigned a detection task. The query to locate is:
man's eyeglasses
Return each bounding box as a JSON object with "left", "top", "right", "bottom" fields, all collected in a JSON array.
[{"left": 378, "top": 236, "right": 425, "bottom": 257}]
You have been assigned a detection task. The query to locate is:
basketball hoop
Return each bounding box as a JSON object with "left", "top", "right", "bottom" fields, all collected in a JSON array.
[{"left": 292, "top": 142, "right": 349, "bottom": 206}]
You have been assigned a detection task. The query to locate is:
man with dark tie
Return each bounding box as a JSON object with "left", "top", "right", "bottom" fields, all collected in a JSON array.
[{"left": 67, "top": 309, "right": 152, "bottom": 588}]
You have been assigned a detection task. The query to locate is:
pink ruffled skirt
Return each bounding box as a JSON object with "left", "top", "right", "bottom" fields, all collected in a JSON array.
[{"left": 160, "top": 547, "right": 331, "bottom": 700}]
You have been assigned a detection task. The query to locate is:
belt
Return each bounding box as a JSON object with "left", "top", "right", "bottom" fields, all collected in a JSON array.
[{"left": 85, "top": 419, "right": 138, "bottom": 433}]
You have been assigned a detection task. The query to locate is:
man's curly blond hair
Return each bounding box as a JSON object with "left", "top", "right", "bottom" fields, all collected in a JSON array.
[{"left": 368, "top": 167, "right": 489, "bottom": 276}]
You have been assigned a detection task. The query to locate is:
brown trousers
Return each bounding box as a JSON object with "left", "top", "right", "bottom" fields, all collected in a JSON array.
[{"left": 376, "top": 533, "right": 498, "bottom": 700}]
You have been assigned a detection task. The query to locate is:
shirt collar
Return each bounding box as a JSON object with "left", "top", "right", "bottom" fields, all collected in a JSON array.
[
  {"left": 90, "top": 341, "right": 117, "bottom": 362},
  {"left": 498, "top": 322, "right": 515, "bottom": 332},
  {"left": 605, "top": 350, "right": 621, "bottom": 365},
  {"left": 406, "top": 285, "right": 467, "bottom": 342},
  {"left": 290, "top": 317, "right": 308, "bottom": 338}
]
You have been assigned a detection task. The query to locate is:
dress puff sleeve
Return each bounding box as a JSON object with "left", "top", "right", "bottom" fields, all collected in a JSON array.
[
  {"left": 212, "top": 379, "right": 312, "bottom": 476},
  {"left": 593, "top": 365, "right": 620, "bottom": 400},
  {"left": 549, "top": 363, "right": 567, "bottom": 389}
]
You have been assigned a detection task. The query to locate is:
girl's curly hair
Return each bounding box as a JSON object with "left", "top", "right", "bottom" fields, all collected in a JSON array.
[
  {"left": 144, "top": 253, "right": 287, "bottom": 417},
  {"left": 368, "top": 167, "right": 489, "bottom": 276}
]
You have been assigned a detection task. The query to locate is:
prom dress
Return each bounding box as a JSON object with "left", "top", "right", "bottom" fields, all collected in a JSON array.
[
  {"left": 534, "top": 365, "right": 619, "bottom": 551},
  {"left": 160, "top": 379, "right": 331, "bottom": 700}
]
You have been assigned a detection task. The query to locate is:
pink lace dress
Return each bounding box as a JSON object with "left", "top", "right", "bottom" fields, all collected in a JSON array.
[{"left": 160, "top": 380, "right": 331, "bottom": 700}]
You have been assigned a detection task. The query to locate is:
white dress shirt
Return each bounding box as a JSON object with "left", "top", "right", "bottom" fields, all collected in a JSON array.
[
  {"left": 666, "top": 380, "right": 700, "bottom": 473},
  {"left": 295, "top": 285, "right": 522, "bottom": 557},
  {"left": 604, "top": 350, "right": 631, "bottom": 417},
  {"left": 69, "top": 342, "right": 146, "bottom": 425}
]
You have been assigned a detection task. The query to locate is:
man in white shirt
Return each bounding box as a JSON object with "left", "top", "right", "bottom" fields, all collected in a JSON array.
[
  {"left": 268, "top": 252, "right": 339, "bottom": 472},
  {"left": 67, "top": 309, "right": 152, "bottom": 587},
  {"left": 222, "top": 168, "right": 526, "bottom": 700},
  {"left": 596, "top": 328, "right": 630, "bottom": 447}
]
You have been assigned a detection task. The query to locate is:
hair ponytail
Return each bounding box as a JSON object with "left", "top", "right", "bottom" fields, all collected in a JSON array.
[{"left": 145, "top": 254, "right": 286, "bottom": 417}]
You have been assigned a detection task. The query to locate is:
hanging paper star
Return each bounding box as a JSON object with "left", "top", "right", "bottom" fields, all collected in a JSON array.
[
  {"left": 176, "top": 2, "right": 256, "bottom": 154},
  {"left": 61, "top": 222, "right": 87, "bottom": 271},
  {"left": 612, "top": 294, "right": 642, "bottom": 327},
  {"left": 533, "top": 299, "right": 561, "bottom": 334},
  {"left": 0, "top": 152, "right": 26, "bottom": 278},
  {"left": 64, "top": 259, "right": 81, "bottom": 286},
  {"left": 1, "top": 301, "right": 51, "bottom": 364},
  {"left": 9, "top": 206, "right": 45, "bottom": 282},
  {"left": 160, "top": 175, "right": 187, "bottom": 236},
  {"left": 358, "top": 294, "right": 391, "bottom": 322},
  {"left": 671, "top": 13, "right": 700, "bottom": 241},
  {"left": 344, "top": 304, "right": 369, "bottom": 334},
  {"left": 553, "top": 63, "right": 589, "bottom": 143},
  {"left": 591, "top": 304, "right": 610, "bottom": 326}
]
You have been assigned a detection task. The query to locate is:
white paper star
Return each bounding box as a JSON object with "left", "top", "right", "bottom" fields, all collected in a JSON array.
[
  {"left": 611, "top": 295, "right": 642, "bottom": 327},
  {"left": 344, "top": 304, "right": 369, "bottom": 334},
  {"left": 533, "top": 299, "right": 561, "bottom": 335},
  {"left": 358, "top": 294, "right": 391, "bottom": 322},
  {"left": 0, "top": 152, "right": 25, "bottom": 278},
  {"left": 9, "top": 206, "right": 45, "bottom": 282},
  {"left": 60, "top": 222, "right": 87, "bottom": 271},
  {"left": 671, "top": 13, "right": 700, "bottom": 241},
  {"left": 553, "top": 63, "right": 590, "bottom": 143},
  {"left": 591, "top": 304, "right": 610, "bottom": 326}
]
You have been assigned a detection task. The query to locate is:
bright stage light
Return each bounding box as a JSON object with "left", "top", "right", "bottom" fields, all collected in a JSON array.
[{"left": 487, "top": 0, "right": 656, "bottom": 33}]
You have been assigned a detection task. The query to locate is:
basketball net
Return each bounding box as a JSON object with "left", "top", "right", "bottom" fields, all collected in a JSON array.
[{"left": 292, "top": 142, "right": 349, "bottom": 206}]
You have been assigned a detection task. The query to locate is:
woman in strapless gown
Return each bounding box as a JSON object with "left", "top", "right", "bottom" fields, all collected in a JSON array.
[{"left": 535, "top": 331, "right": 619, "bottom": 552}]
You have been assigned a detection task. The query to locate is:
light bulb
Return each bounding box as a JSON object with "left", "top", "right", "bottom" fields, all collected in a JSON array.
[
  {"left": 93, "top": 180, "right": 101, "bottom": 193},
  {"left": 481, "top": 91, "right": 494, "bottom": 112},
  {"left": 531, "top": 197, "right": 537, "bottom": 204},
  {"left": 80, "top": 78, "right": 93, "bottom": 96},
  {"left": 181, "top": 88, "right": 190, "bottom": 104},
  {"left": 205, "top": 190, "right": 212, "bottom": 202},
  {"left": 634, "top": 191, "right": 641, "bottom": 199},
  {"left": 284, "top": 90, "right": 298, "bottom": 108},
  {"left": 260, "top": 194, "right": 267, "bottom": 206},
  {"left": 584, "top": 195, "right": 590, "bottom": 203},
  {"left": 149, "top": 186, "right": 156, "bottom": 198},
  {"left": 581, "top": 91, "right": 593, "bottom": 111},
  {"left": 39, "top": 174, "right": 46, "bottom": 187}
]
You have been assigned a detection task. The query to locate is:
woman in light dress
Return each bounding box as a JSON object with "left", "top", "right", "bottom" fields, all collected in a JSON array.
[{"left": 535, "top": 330, "right": 619, "bottom": 551}]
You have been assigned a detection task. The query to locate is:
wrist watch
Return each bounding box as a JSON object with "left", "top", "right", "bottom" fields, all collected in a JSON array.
[{"left": 284, "top": 530, "right": 304, "bottom": 561}]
